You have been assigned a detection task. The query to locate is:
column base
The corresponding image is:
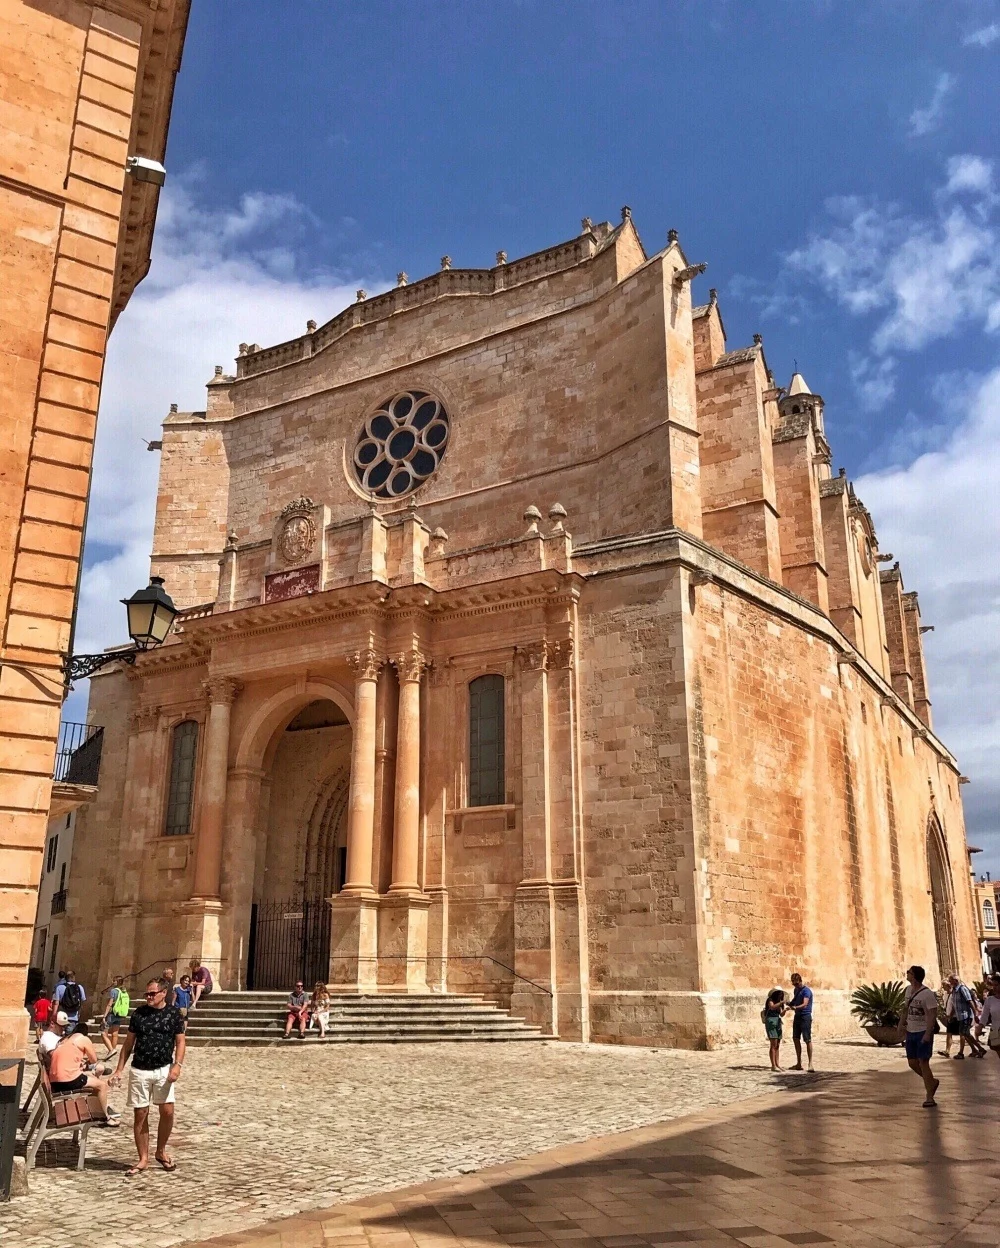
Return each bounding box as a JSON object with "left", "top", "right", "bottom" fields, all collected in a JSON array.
[
  {"left": 378, "top": 892, "right": 431, "bottom": 992},
  {"left": 328, "top": 892, "right": 380, "bottom": 991},
  {"left": 176, "top": 898, "right": 227, "bottom": 986}
]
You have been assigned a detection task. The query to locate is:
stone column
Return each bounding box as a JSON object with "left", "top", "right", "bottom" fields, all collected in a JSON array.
[
  {"left": 329, "top": 648, "right": 383, "bottom": 991},
  {"left": 380, "top": 648, "right": 431, "bottom": 990},
  {"left": 219, "top": 765, "right": 265, "bottom": 989},
  {"left": 191, "top": 677, "right": 241, "bottom": 900},
  {"left": 389, "top": 648, "right": 427, "bottom": 893},
  {"left": 342, "top": 648, "right": 382, "bottom": 895}
]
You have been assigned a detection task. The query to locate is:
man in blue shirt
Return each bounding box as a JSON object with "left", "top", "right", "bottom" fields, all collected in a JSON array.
[
  {"left": 53, "top": 970, "right": 86, "bottom": 1026},
  {"left": 789, "top": 972, "right": 814, "bottom": 1071}
]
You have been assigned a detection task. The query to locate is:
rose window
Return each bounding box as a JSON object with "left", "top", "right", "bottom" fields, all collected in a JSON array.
[{"left": 353, "top": 391, "right": 450, "bottom": 499}]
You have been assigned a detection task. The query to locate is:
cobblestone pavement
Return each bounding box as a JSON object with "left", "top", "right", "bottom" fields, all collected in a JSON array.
[
  {"left": 7, "top": 1039, "right": 912, "bottom": 1248},
  {"left": 183, "top": 1054, "right": 1000, "bottom": 1248}
]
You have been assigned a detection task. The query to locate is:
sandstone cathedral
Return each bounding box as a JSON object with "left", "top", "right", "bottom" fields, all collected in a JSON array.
[{"left": 57, "top": 212, "right": 979, "bottom": 1046}]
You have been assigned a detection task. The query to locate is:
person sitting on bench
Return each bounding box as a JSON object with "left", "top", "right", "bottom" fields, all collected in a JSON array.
[{"left": 48, "top": 1022, "right": 117, "bottom": 1123}]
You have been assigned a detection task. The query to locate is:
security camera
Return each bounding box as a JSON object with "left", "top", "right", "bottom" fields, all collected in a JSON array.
[{"left": 125, "top": 156, "right": 166, "bottom": 187}]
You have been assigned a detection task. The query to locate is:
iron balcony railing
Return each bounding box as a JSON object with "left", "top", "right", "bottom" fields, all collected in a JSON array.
[
  {"left": 53, "top": 721, "right": 104, "bottom": 785},
  {"left": 50, "top": 889, "right": 67, "bottom": 916}
]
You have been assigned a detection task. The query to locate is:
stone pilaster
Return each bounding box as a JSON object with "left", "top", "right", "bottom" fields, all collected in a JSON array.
[{"left": 191, "top": 677, "right": 241, "bottom": 900}]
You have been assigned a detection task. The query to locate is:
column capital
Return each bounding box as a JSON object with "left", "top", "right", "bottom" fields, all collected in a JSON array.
[
  {"left": 128, "top": 705, "right": 160, "bottom": 732},
  {"left": 516, "top": 638, "right": 573, "bottom": 672},
  {"left": 392, "top": 648, "right": 431, "bottom": 684},
  {"left": 202, "top": 676, "right": 242, "bottom": 706},
  {"left": 347, "top": 647, "right": 384, "bottom": 682}
]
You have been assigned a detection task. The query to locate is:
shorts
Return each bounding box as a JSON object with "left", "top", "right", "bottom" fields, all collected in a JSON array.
[
  {"left": 51, "top": 1074, "right": 88, "bottom": 1094},
  {"left": 765, "top": 1017, "right": 782, "bottom": 1040},
  {"left": 793, "top": 1014, "right": 813, "bottom": 1043},
  {"left": 104, "top": 1014, "right": 122, "bottom": 1032},
  {"left": 904, "top": 1032, "right": 934, "bottom": 1062},
  {"left": 946, "top": 1018, "right": 963, "bottom": 1036},
  {"left": 126, "top": 1065, "right": 176, "bottom": 1108}
]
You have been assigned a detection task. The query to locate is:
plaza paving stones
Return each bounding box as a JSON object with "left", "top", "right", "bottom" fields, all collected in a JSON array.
[{"left": 6, "top": 1040, "right": 998, "bottom": 1247}]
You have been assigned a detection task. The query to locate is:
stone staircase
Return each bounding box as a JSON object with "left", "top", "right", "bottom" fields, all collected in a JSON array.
[{"left": 175, "top": 991, "right": 548, "bottom": 1046}]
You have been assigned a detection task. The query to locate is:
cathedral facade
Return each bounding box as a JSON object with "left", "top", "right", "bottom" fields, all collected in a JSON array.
[{"left": 60, "top": 214, "right": 980, "bottom": 1046}]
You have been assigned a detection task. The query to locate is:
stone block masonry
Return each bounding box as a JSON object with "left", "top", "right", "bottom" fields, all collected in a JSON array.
[{"left": 0, "top": 0, "right": 188, "bottom": 1052}]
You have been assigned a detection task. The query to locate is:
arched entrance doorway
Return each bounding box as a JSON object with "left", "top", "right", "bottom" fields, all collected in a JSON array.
[
  {"left": 927, "top": 817, "right": 958, "bottom": 978},
  {"left": 247, "top": 699, "right": 352, "bottom": 989}
]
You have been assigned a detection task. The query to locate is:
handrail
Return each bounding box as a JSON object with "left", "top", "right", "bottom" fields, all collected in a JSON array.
[
  {"left": 99, "top": 954, "right": 222, "bottom": 997},
  {"left": 327, "top": 953, "right": 553, "bottom": 998}
]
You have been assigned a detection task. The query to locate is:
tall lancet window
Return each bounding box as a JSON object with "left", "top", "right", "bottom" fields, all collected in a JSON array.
[
  {"left": 468, "top": 674, "right": 505, "bottom": 807},
  {"left": 164, "top": 720, "right": 199, "bottom": 836}
]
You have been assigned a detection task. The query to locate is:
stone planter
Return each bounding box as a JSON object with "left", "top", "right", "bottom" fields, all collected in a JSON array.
[{"left": 865, "top": 1024, "right": 902, "bottom": 1046}]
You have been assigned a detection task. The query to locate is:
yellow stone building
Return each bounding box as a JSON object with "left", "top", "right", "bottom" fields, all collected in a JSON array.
[
  {"left": 0, "top": 0, "right": 189, "bottom": 1051},
  {"left": 59, "top": 215, "right": 980, "bottom": 1046}
]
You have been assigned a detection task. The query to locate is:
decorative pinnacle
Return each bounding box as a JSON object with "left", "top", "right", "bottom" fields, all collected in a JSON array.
[
  {"left": 214, "top": 365, "right": 223, "bottom": 376},
  {"left": 581, "top": 217, "right": 594, "bottom": 233},
  {"left": 306, "top": 319, "right": 317, "bottom": 332},
  {"left": 496, "top": 250, "right": 507, "bottom": 265},
  {"left": 667, "top": 228, "right": 679, "bottom": 244},
  {"left": 548, "top": 502, "right": 568, "bottom": 534},
  {"left": 440, "top": 255, "right": 452, "bottom": 270},
  {"left": 356, "top": 289, "right": 367, "bottom": 302},
  {"left": 169, "top": 403, "right": 178, "bottom": 413},
  {"left": 523, "top": 504, "right": 542, "bottom": 535},
  {"left": 709, "top": 287, "right": 718, "bottom": 305},
  {"left": 620, "top": 205, "right": 631, "bottom": 222},
  {"left": 396, "top": 271, "right": 408, "bottom": 286},
  {"left": 238, "top": 342, "right": 248, "bottom": 354},
  {"left": 753, "top": 333, "right": 763, "bottom": 346}
]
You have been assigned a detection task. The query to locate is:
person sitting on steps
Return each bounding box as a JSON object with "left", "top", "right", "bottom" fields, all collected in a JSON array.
[{"left": 284, "top": 981, "right": 309, "bottom": 1039}]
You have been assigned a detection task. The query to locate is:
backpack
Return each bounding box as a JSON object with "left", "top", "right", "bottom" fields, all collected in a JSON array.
[
  {"left": 61, "top": 982, "right": 82, "bottom": 1015},
  {"left": 112, "top": 987, "right": 130, "bottom": 1017}
]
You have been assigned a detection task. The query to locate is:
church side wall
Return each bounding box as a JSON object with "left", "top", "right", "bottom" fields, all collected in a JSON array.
[
  {"left": 578, "top": 565, "right": 705, "bottom": 1046},
  {"left": 690, "top": 579, "right": 979, "bottom": 1044}
]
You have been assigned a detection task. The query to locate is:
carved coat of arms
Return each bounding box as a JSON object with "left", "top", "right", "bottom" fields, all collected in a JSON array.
[{"left": 278, "top": 497, "right": 316, "bottom": 565}]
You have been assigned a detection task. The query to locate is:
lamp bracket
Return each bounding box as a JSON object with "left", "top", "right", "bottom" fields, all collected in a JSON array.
[{"left": 63, "top": 648, "right": 138, "bottom": 684}]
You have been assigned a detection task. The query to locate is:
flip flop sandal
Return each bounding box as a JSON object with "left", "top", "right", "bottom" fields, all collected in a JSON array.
[
  {"left": 126, "top": 1165, "right": 148, "bottom": 1178},
  {"left": 155, "top": 1155, "right": 177, "bottom": 1172},
  {"left": 922, "top": 1099, "right": 937, "bottom": 1107}
]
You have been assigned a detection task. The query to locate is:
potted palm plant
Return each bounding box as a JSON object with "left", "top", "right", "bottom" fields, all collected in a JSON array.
[{"left": 850, "top": 980, "right": 906, "bottom": 1045}]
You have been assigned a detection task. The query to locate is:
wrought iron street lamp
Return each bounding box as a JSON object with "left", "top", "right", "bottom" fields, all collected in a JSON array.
[{"left": 63, "top": 576, "right": 178, "bottom": 683}]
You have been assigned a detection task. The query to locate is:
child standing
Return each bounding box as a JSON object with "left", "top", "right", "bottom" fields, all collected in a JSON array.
[
  {"left": 31, "top": 991, "right": 51, "bottom": 1041},
  {"left": 762, "top": 988, "right": 787, "bottom": 1071}
]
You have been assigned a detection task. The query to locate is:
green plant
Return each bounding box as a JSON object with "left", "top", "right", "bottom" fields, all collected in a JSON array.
[{"left": 850, "top": 980, "right": 906, "bottom": 1029}]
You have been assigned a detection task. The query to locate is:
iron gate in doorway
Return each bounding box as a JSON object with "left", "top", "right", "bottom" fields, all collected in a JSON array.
[{"left": 246, "top": 897, "right": 330, "bottom": 990}]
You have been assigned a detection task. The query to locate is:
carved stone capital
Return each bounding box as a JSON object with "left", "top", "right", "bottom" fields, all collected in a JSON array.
[
  {"left": 202, "top": 676, "right": 242, "bottom": 706},
  {"left": 548, "top": 638, "right": 574, "bottom": 669},
  {"left": 128, "top": 706, "right": 159, "bottom": 732},
  {"left": 517, "top": 640, "right": 549, "bottom": 672},
  {"left": 392, "top": 648, "right": 430, "bottom": 684},
  {"left": 347, "top": 647, "right": 383, "bottom": 682}
]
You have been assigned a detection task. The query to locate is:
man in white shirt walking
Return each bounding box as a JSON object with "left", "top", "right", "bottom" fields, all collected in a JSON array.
[
  {"left": 898, "top": 964, "right": 940, "bottom": 1107},
  {"left": 975, "top": 977, "right": 1000, "bottom": 1064}
]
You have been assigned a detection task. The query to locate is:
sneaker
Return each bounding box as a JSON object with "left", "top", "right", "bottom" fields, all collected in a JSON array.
[{"left": 953, "top": 1053, "right": 965, "bottom": 1059}]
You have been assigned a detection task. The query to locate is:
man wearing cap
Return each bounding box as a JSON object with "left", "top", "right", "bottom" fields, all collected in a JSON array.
[{"left": 37, "top": 1009, "right": 68, "bottom": 1066}]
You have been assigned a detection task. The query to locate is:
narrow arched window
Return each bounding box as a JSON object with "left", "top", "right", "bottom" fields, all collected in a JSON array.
[
  {"left": 985, "top": 900, "right": 997, "bottom": 930},
  {"left": 469, "top": 674, "right": 505, "bottom": 807},
  {"left": 164, "top": 720, "right": 199, "bottom": 836}
]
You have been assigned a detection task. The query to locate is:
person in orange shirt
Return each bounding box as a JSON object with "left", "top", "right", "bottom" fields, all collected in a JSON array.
[{"left": 47, "top": 1024, "right": 115, "bottom": 1121}]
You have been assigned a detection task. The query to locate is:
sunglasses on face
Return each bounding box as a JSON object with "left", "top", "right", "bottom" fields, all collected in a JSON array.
[{"left": 145, "top": 989, "right": 165, "bottom": 998}]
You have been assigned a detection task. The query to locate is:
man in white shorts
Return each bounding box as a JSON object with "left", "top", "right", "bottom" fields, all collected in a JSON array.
[{"left": 110, "top": 978, "right": 186, "bottom": 1176}]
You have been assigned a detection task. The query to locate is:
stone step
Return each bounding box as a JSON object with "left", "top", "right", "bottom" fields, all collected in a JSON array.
[{"left": 184, "top": 1032, "right": 547, "bottom": 1046}]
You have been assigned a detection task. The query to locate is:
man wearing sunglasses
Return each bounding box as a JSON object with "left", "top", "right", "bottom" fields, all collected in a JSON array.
[{"left": 110, "top": 977, "right": 186, "bottom": 1176}]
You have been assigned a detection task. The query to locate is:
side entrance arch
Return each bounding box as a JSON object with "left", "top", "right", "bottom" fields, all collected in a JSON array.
[{"left": 927, "top": 815, "right": 958, "bottom": 979}]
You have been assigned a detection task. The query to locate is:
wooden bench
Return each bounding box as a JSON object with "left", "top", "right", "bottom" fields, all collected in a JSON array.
[{"left": 23, "top": 1066, "right": 107, "bottom": 1171}]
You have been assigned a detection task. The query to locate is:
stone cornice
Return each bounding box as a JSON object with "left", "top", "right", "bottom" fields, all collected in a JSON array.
[
  {"left": 574, "top": 527, "right": 961, "bottom": 772},
  {"left": 108, "top": 1, "right": 191, "bottom": 326}
]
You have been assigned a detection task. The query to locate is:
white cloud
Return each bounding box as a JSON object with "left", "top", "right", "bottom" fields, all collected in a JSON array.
[
  {"left": 849, "top": 351, "right": 896, "bottom": 410},
  {"left": 857, "top": 367, "right": 1000, "bottom": 871},
  {"left": 784, "top": 157, "right": 1000, "bottom": 410},
  {"left": 907, "top": 71, "right": 956, "bottom": 137},
  {"left": 963, "top": 23, "right": 1000, "bottom": 47},
  {"left": 73, "top": 179, "right": 378, "bottom": 700}
]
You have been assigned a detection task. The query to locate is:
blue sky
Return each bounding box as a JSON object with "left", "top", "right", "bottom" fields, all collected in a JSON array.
[{"left": 78, "top": 2, "right": 1000, "bottom": 869}]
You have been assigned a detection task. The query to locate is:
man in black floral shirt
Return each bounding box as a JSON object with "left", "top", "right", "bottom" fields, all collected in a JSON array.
[{"left": 110, "top": 978, "right": 186, "bottom": 1176}]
